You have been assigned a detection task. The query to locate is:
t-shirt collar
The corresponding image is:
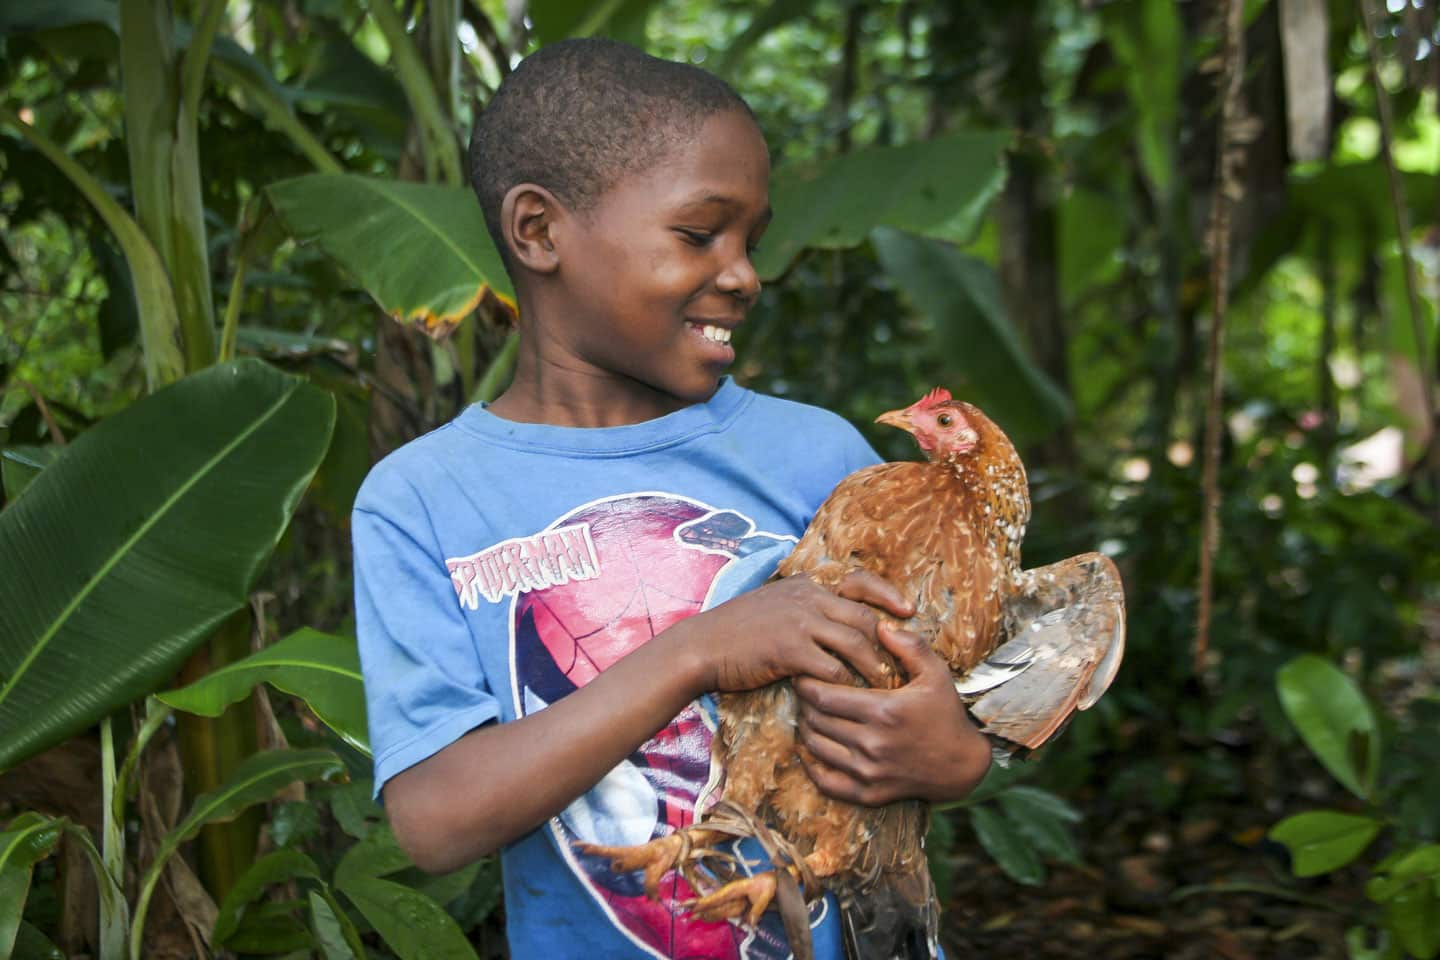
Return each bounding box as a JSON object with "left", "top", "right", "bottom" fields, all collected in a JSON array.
[{"left": 454, "top": 377, "right": 750, "bottom": 456}]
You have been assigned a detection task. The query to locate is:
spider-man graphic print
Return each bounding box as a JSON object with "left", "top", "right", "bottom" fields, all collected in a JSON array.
[{"left": 504, "top": 492, "right": 819, "bottom": 960}]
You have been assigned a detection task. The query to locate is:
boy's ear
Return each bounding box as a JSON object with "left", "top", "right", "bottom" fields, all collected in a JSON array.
[{"left": 501, "top": 184, "right": 561, "bottom": 274}]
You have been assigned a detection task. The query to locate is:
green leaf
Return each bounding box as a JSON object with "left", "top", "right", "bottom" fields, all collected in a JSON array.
[
  {"left": 1276, "top": 655, "right": 1380, "bottom": 801},
  {"left": 871, "top": 227, "right": 1072, "bottom": 446},
  {"left": 160, "top": 628, "right": 369, "bottom": 755},
  {"left": 529, "top": 0, "right": 659, "bottom": 43},
  {"left": 224, "top": 901, "right": 314, "bottom": 954},
  {"left": 338, "top": 875, "right": 479, "bottom": 960},
  {"left": 446, "top": 857, "right": 503, "bottom": 930},
  {"left": 11, "top": 920, "right": 64, "bottom": 960},
  {"left": 0, "top": 446, "right": 60, "bottom": 502},
  {"left": 1269, "top": 811, "right": 1382, "bottom": 877},
  {"left": 412, "top": 860, "right": 482, "bottom": 910},
  {"left": 323, "top": 779, "right": 383, "bottom": 840},
  {"left": 334, "top": 824, "right": 413, "bottom": 889},
  {"left": 164, "top": 750, "right": 346, "bottom": 860},
  {"left": 1367, "top": 845, "right": 1440, "bottom": 902},
  {"left": 0, "top": 814, "right": 65, "bottom": 957},
  {"left": 756, "top": 131, "right": 1010, "bottom": 280},
  {"left": 0, "top": 0, "right": 119, "bottom": 64},
  {"left": 267, "top": 175, "right": 512, "bottom": 336},
  {"left": 214, "top": 848, "right": 323, "bottom": 945},
  {"left": 0, "top": 359, "right": 336, "bottom": 771},
  {"left": 998, "top": 787, "right": 1083, "bottom": 865},
  {"left": 310, "top": 888, "right": 366, "bottom": 960},
  {"left": 969, "top": 805, "right": 1044, "bottom": 886},
  {"left": 1388, "top": 882, "right": 1440, "bottom": 959},
  {"left": 132, "top": 749, "right": 346, "bottom": 957},
  {"left": 926, "top": 810, "right": 957, "bottom": 903}
]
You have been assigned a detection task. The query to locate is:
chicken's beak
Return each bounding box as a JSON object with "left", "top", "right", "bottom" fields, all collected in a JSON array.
[{"left": 875, "top": 407, "right": 914, "bottom": 432}]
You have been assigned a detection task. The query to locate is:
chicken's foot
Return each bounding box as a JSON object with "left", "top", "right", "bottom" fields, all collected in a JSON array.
[
  {"left": 682, "top": 868, "right": 783, "bottom": 926},
  {"left": 576, "top": 828, "right": 729, "bottom": 898}
]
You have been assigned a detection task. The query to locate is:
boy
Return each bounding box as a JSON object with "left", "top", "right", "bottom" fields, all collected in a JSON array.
[{"left": 354, "top": 38, "right": 991, "bottom": 959}]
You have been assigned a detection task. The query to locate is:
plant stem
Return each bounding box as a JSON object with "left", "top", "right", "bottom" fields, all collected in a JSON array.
[
  {"left": 218, "top": 254, "right": 247, "bottom": 363},
  {"left": 368, "top": 0, "right": 462, "bottom": 185},
  {"left": 99, "top": 716, "right": 127, "bottom": 960},
  {"left": 1358, "top": 0, "right": 1435, "bottom": 419},
  {"left": 174, "top": 609, "right": 259, "bottom": 907},
  {"left": 471, "top": 330, "right": 519, "bottom": 404},
  {"left": 114, "top": 698, "right": 174, "bottom": 817},
  {"left": 1195, "top": 0, "right": 1246, "bottom": 679}
]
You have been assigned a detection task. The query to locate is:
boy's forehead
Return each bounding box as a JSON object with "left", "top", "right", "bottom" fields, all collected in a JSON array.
[{"left": 625, "top": 113, "right": 769, "bottom": 203}]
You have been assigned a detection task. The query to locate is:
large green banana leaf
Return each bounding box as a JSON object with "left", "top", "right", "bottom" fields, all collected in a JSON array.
[
  {"left": 754, "top": 130, "right": 1010, "bottom": 280},
  {"left": 266, "top": 175, "right": 515, "bottom": 338},
  {"left": 159, "top": 628, "right": 369, "bottom": 755},
  {"left": 0, "top": 359, "right": 335, "bottom": 771}
]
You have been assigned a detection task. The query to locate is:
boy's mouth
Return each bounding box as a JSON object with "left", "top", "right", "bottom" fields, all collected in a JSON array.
[{"left": 689, "top": 322, "right": 733, "bottom": 345}]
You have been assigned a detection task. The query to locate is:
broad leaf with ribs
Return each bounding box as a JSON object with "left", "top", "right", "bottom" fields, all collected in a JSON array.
[{"left": 580, "top": 388, "right": 1125, "bottom": 960}]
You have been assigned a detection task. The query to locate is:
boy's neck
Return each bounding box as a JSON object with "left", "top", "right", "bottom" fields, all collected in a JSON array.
[{"left": 487, "top": 355, "right": 709, "bottom": 428}]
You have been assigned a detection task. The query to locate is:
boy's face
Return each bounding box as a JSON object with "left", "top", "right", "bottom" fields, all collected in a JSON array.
[{"left": 548, "top": 108, "right": 771, "bottom": 416}]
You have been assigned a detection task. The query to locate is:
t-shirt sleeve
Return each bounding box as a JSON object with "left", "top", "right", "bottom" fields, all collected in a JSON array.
[{"left": 353, "top": 484, "right": 500, "bottom": 800}]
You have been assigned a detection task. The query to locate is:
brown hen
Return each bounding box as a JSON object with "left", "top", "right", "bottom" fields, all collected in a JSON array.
[{"left": 581, "top": 388, "right": 1125, "bottom": 960}]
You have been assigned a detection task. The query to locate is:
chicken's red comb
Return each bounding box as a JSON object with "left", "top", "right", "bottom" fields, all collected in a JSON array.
[{"left": 916, "top": 387, "right": 952, "bottom": 408}]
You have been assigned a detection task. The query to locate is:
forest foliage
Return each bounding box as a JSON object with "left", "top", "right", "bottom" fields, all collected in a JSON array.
[{"left": 2, "top": 0, "right": 1440, "bottom": 957}]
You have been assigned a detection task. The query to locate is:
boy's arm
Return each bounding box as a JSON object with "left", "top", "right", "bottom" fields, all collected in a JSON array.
[
  {"left": 793, "top": 621, "right": 993, "bottom": 806},
  {"left": 384, "top": 572, "right": 913, "bottom": 874}
]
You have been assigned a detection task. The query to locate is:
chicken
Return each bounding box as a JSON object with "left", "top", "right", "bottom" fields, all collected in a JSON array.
[{"left": 580, "top": 388, "right": 1125, "bottom": 960}]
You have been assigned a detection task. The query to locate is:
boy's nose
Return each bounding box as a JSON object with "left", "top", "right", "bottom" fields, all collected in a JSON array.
[{"left": 717, "top": 253, "right": 761, "bottom": 304}]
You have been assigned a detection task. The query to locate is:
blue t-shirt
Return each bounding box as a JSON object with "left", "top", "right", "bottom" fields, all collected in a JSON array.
[{"left": 353, "top": 378, "right": 881, "bottom": 959}]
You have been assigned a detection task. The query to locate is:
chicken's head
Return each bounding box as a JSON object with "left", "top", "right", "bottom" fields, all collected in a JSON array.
[{"left": 875, "top": 387, "right": 982, "bottom": 461}]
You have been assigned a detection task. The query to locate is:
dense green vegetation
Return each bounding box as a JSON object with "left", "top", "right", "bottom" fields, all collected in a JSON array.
[{"left": 2, "top": 0, "right": 1438, "bottom": 957}]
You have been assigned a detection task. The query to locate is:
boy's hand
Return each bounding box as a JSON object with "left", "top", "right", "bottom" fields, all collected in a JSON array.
[
  {"left": 793, "top": 620, "right": 991, "bottom": 806},
  {"left": 680, "top": 571, "right": 913, "bottom": 694}
]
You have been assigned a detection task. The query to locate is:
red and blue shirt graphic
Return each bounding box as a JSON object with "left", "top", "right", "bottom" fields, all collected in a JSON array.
[{"left": 496, "top": 493, "right": 826, "bottom": 959}]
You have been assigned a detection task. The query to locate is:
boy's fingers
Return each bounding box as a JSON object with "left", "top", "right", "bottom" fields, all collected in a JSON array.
[
  {"left": 796, "top": 648, "right": 858, "bottom": 687},
  {"left": 811, "top": 619, "right": 890, "bottom": 688},
  {"left": 797, "top": 703, "right": 871, "bottom": 758},
  {"left": 797, "top": 713, "right": 869, "bottom": 777},
  {"left": 834, "top": 571, "right": 914, "bottom": 619},
  {"left": 794, "top": 675, "right": 889, "bottom": 723},
  {"left": 876, "top": 621, "right": 942, "bottom": 678}
]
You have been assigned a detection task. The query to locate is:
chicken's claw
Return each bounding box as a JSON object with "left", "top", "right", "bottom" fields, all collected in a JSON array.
[
  {"left": 683, "top": 871, "right": 778, "bottom": 927},
  {"left": 576, "top": 832, "right": 691, "bottom": 898}
]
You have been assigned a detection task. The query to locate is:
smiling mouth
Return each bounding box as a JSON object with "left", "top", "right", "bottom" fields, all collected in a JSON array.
[{"left": 690, "top": 323, "right": 733, "bottom": 345}]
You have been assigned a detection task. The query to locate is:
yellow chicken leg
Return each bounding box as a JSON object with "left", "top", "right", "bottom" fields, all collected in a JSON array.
[
  {"left": 577, "top": 827, "right": 728, "bottom": 898},
  {"left": 683, "top": 869, "right": 779, "bottom": 926}
]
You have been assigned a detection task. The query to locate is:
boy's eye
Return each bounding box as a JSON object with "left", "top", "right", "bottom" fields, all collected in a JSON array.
[{"left": 677, "top": 229, "right": 714, "bottom": 247}]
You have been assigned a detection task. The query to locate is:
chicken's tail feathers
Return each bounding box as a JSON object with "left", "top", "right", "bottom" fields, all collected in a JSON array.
[
  {"left": 838, "top": 859, "right": 939, "bottom": 960},
  {"left": 971, "top": 553, "right": 1126, "bottom": 750}
]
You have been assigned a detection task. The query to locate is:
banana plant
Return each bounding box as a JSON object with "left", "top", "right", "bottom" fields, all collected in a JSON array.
[{"left": 0, "top": 358, "right": 334, "bottom": 956}]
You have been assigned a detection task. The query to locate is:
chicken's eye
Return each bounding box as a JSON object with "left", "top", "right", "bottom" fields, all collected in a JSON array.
[{"left": 937, "top": 414, "right": 953, "bottom": 427}]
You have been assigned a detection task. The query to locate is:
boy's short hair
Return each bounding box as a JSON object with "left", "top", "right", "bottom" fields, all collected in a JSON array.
[{"left": 468, "top": 38, "right": 755, "bottom": 271}]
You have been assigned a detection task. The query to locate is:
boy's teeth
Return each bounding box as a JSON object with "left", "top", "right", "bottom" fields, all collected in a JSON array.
[{"left": 699, "top": 324, "right": 732, "bottom": 344}]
